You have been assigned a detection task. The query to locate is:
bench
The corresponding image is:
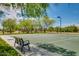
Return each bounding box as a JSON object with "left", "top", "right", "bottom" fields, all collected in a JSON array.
[{"left": 14, "top": 37, "right": 30, "bottom": 52}]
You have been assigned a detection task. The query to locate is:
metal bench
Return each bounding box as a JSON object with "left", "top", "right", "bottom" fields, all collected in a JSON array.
[{"left": 14, "top": 37, "right": 30, "bottom": 52}]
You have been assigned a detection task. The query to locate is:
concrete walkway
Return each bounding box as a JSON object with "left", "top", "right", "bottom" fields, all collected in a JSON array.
[{"left": 0, "top": 35, "right": 61, "bottom": 56}]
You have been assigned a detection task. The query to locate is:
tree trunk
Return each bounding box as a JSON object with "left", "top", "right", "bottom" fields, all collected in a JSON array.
[
  {"left": 10, "top": 28, "right": 12, "bottom": 34},
  {"left": 44, "top": 28, "right": 47, "bottom": 33},
  {"left": 2, "top": 28, "right": 4, "bottom": 35}
]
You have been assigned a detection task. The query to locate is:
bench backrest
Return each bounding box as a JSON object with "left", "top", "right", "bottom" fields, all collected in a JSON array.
[
  {"left": 19, "top": 38, "right": 24, "bottom": 45},
  {"left": 14, "top": 37, "right": 30, "bottom": 46},
  {"left": 14, "top": 37, "right": 22, "bottom": 45}
]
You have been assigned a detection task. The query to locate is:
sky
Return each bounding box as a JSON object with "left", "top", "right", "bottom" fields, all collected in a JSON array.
[
  {"left": 0, "top": 3, "right": 79, "bottom": 28},
  {"left": 47, "top": 3, "right": 79, "bottom": 27}
]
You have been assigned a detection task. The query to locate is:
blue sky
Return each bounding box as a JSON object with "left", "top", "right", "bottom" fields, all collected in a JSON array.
[{"left": 47, "top": 3, "right": 79, "bottom": 26}]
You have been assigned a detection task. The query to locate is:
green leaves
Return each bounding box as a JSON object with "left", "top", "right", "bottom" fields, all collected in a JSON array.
[
  {"left": 2, "top": 18, "right": 16, "bottom": 33},
  {"left": 42, "top": 16, "right": 55, "bottom": 28},
  {"left": 19, "top": 19, "right": 33, "bottom": 31},
  {"left": 25, "top": 3, "right": 49, "bottom": 18}
]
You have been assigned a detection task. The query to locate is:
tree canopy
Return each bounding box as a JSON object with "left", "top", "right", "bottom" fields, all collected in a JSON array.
[
  {"left": 25, "top": 3, "right": 49, "bottom": 18},
  {"left": 2, "top": 18, "right": 16, "bottom": 33}
]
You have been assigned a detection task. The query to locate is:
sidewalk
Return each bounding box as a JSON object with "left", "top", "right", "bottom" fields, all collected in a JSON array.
[{"left": 0, "top": 35, "right": 61, "bottom": 56}]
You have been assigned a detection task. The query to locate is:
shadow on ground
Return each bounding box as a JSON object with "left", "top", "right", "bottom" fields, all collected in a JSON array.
[{"left": 38, "top": 44, "right": 76, "bottom": 56}]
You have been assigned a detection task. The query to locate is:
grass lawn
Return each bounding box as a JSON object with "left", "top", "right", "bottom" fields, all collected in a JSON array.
[{"left": 0, "top": 38, "right": 20, "bottom": 56}]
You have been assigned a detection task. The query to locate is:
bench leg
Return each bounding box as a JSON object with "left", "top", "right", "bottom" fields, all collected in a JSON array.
[
  {"left": 21, "top": 46, "right": 23, "bottom": 52},
  {"left": 21, "top": 46, "right": 25, "bottom": 54},
  {"left": 14, "top": 43, "right": 16, "bottom": 47},
  {"left": 28, "top": 44, "right": 30, "bottom": 51}
]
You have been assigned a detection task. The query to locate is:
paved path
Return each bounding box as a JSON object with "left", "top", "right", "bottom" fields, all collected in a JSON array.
[{"left": 0, "top": 35, "right": 61, "bottom": 56}]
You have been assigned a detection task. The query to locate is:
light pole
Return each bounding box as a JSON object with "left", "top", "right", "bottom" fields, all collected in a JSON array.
[{"left": 57, "top": 16, "right": 62, "bottom": 33}]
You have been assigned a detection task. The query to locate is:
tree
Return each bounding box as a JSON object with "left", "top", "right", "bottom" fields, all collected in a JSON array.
[
  {"left": 64, "top": 25, "right": 78, "bottom": 32},
  {"left": 42, "top": 16, "right": 55, "bottom": 32},
  {"left": 15, "top": 23, "right": 21, "bottom": 32},
  {"left": 54, "top": 25, "right": 78, "bottom": 32},
  {"left": 2, "top": 18, "right": 16, "bottom": 34},
  {"left": 0, "top": 3, "right": 49, "bottom": 32},
  {"left": 48, "top": 27, "right": 54, "bottom": 32},
  {"left": 25, "top": 3, "right": 49, "bottom": 17},
  {"left": 19, "top": 19, "right": 33, "bottom": 33},
  {"left": 53, "top": 27, "right": 59, "bottom": 33},
  {"left": 24, "top": 3, "right": 49, "bottom": 30}
]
